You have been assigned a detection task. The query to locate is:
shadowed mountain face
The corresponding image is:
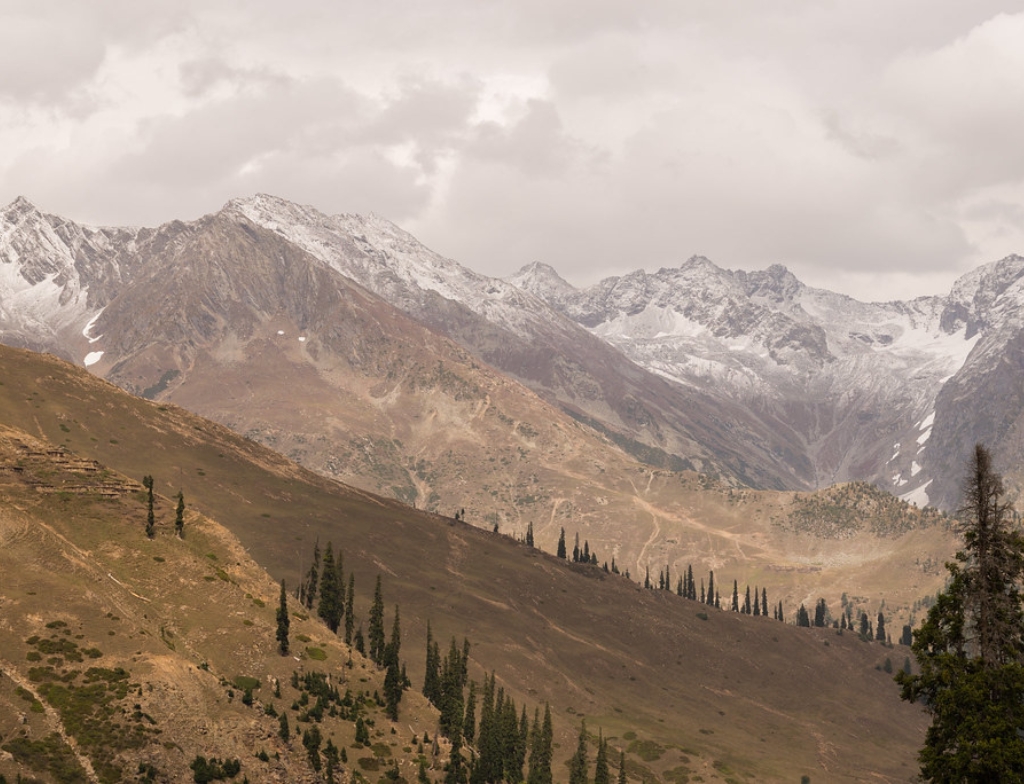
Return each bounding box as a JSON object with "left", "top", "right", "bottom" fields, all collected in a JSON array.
[{"left": 0, "top": 345, "right": 931, "bottom": 783}]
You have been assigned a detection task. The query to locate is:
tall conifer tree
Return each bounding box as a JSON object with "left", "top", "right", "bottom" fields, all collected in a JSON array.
[
  {"left": 276, "top": 579, "right": 290, "bottom": 655},
  {"left": 898, "top": 444, "right": 1024, "bottom": 780},
  {"left": 368, "top": 574, "right": 386, "bottom": 665},
  {"left": 174, "top": 491, "right": 185, "bottom": 538},
  {"left": 568, "top": 721, "right": 589, "bottom": 784},
  {"left": 594, "top": 732, "right": 610, "bottom": 784},
  {"left": 317, "top": 542, "right": 342, "bottom": 633},
  {"left": 344, "top": 573, "right": 355, "bottom": 645},
  {"left": 527, "top": 704, "right": 553, "bottom": 784}
]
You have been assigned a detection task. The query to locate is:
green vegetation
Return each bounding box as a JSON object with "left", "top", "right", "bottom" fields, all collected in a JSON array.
[
  {"left": 1, "top": 733, "right": 88, "bottom": 783},
  {"left": 898, "top": 445, "right": 1024, "bottom": 780},
  {"left": 782, "top": 481, "right": 946, "bottom": 539}
]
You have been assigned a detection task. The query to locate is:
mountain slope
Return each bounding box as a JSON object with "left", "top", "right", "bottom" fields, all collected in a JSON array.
[
  {"left": 0, "top": 421, "right": 441, "bottom": 784},
  {"left": 227, "top": 194, "right": 815, "bottom": 490},
  {"left": 512, "top": 255, "right": 1024, "bottom": 509},
  {"left": 0, "top": 345, "right": 931, "bottom": 783}
]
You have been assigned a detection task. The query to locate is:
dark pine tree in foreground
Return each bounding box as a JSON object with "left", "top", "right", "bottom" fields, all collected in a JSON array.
[{"left": 898, "top": 444, "right": 1024, "bottom": 781}]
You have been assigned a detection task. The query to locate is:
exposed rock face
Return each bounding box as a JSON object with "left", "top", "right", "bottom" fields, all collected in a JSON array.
[
  {"left": 2, "top": 193, "right": 1023, "bottom": 509},
  {"left": 514, "top": 252, "right": 1024, "bottom": 508}
]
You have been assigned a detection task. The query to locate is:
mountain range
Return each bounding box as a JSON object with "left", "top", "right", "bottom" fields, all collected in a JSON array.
[
  {"left": 4, "top": 194, "right": 1021, "bottom": 515},
  {"left": 2, "top": 194, "right": 1016, "bottom": 624}
]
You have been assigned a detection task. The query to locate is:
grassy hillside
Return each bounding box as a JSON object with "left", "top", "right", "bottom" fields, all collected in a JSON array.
[
  {"left": 0, "top": 423, "right": 442, "bottom": 784},
  {"left": 0, "top": 345, "right": 931, "bottom": 782}
]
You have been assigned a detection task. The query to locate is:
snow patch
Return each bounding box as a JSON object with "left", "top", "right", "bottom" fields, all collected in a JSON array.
[
  {"left": 84, "top": 351, "right": 104, "bottom": 367},
  {"left": 277, "top": 330, "right": 285, "bottom": 336},
  {"left": 918, "top": 411, "right": 935, "bottom": 430},
  {"left": 911, "top": 461, "right": 922, "bottom": 477},
  {"left": 298, "top": 336, "right": 306, "bottom": 342},
  {"left": 900, "top": 480, "right": 932, "bottom": 507},
  {"left": 82, "top": 309, "right": 104, "bottom": 343}
]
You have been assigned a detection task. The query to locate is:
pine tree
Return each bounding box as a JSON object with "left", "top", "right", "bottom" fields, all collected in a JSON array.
[
  {"left": 527, "top": 704, "right": 553, "bottom": 784},
  {"left": 344, "top": 572, "right": 355, "bottom": 645},
  {"left": 706, "top": 571, "right": 715, "bottom": 606},
  {"left": 526, "top": 522, "right": 535, "bottom": 548},
  {"left": 814, "top": 599, "right": 827, "bottom": 628},
  {"left": 276, "top": 579, "right": 290, "bottom": 655},
  {"left": 317, "top": 543, "right": 342, "bottom": 633},
  {"left": 761, "top": 587, "right": 768, "bottom": 617},
  {"left": 438, "top": 637, "right": 466, "bottom": 741},
  {"left": 303, "top": 539, "right": 321, "bottom": 610},
  {"left": 897, "top": 444, "right": 1024, "bottom": 780},
  {"left": 557, "top": 528, "right": 567, "bottom": 560},
  {"left": 859, "top": 612, "right": 870, "bottom": 637},
  {"left": 743, "top": 585, "right": 752, "bottom": 614},
  {"left": 568, "top": 721, "right": 589, "bottom": 784},
  {"left": 617, "top": 751, "right": 627, "bottom": 784},
  {"left": 142, "top": 475, "right": 155, "bottom": 538},
  {"left": 686, "top": 565, "right": 695, "bottom": 600},
  {"left": 777, "top": 600, "right": 784, "bottom": 622},
  {"left": 573, "top": 532, "right": 580, "bottom": 563},
  {"left": 463, "top": 680, "right": 477, "bottom": 745},
  {"left": 383, "top": 605, "right": 403, "bottom": 720},
  {"left": 175, "top": 491, "right": 185, "bottom": 538},
  {"left": 875, "top": 611, "right": 886, "bottom": 642},
  {"left": 368, "top": 574, "right": 386, "bottom": 665},
  {"left": 424, "top": 622, "right": 441, "bottom": 705},
  {"left": 732, "top": 580, "right": 739, "bottom": 612},
  {"left": 594, "top": 731, "right": 610, "bottom": 784},
  {"left": 303, "top": 726, "right": 322, "bottom": 772},
  {"left": 796, "top": 604, "right": 810, "bottom": 627},
  {"left": 644, "top": 566, "right": 650, "bottom": 590},
  {"left": 278, "top": 711, "right": 290, "bottom": 742},
  {"left": 753, "top": 586, "right": 761, "bottom": 616}
]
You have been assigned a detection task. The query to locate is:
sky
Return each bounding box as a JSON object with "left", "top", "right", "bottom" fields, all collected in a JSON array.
[{"left": 2, "top": 1, "right": 1024, "bottom": 302}]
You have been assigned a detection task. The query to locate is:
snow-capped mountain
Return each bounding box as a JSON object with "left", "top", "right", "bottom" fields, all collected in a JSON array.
[
  {"left": 227, "top": 194, "right": 812, "bottom": 490},
  {"left": 2, "top": 193, "right": 1023, "bottom": 510},
  {"left": 511, "top": 254, "right": 1024, "bottom": 508}
]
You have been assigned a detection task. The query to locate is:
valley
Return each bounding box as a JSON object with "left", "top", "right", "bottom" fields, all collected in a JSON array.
[{"left": 0, "top": 346, "right": 931, "bottom": 782}]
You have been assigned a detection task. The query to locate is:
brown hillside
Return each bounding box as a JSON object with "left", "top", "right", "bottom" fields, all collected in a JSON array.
[{"left": 0, "top": 345, "right": 932, "bottom": 782}]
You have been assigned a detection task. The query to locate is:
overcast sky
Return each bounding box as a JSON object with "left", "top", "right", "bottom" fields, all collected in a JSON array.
[{"left": 2, "top": 1, "right": 1023, "bottom": 301}]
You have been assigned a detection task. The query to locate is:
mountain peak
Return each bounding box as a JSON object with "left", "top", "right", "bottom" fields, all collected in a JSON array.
[
  {"left": 679, "top": 255, "right": 722, "bottom": 273},
  {"left": 741, "top": 263, "right": 804, "bottom": 302},
  {"left": 507, "top": 262, "right": 577, "bottom": 299},
  {"left": 2, "top": 195, "right": 43, "bottom": 218}
]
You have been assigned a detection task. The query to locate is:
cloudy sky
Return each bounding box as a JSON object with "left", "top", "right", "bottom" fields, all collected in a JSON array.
[{"left": 2, "top": 1, "right": 1023, "bottom": 301}]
